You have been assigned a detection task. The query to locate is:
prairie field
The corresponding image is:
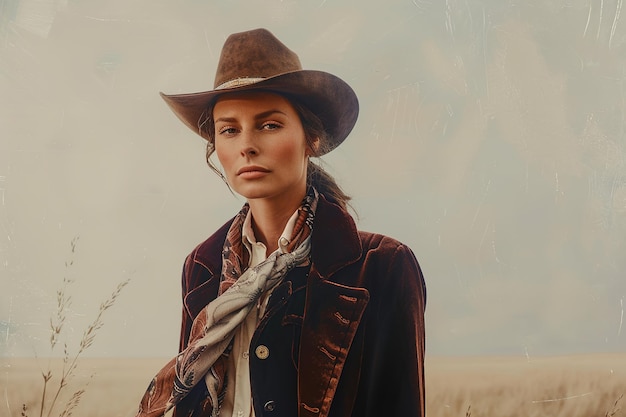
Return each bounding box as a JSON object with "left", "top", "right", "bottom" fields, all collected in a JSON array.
[
  {"left": 1, "top": 353, "right": 625, "bottom": 417},
  {"left": 427, "top": 353, "right": 626, "bottom": 417}
]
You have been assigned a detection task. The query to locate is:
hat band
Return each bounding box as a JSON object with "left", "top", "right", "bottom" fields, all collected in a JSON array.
[{"left": 215, "top": 77, "right": 266, "bottom": 90}]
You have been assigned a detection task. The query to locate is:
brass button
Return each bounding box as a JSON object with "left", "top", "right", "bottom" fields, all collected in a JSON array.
[
  {"left": 264, "top": 400, "right": 276, "bottom": 412},
  {"left": 255, "top": 344, "right": 270, "bottom": 359}
]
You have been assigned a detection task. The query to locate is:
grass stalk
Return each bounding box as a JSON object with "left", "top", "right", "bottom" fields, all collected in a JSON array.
[
  {"left": 29, "top": 236, "right": 129, "bottom": 417},
  {"left": 606, "top": 393, "right": 623, "bottom": 417},
  {"left": 42, "top": 279, "right": 128, "bottom": 417}
]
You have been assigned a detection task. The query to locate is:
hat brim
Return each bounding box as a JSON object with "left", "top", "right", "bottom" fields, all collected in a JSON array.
[{"left": 160, "top": 70, "right": 359, "bottom": 155}]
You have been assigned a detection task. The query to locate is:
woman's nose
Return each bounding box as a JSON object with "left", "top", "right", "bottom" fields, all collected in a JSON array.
[{"left": 239, "top": 130, "right": 259, "bottom": 156}]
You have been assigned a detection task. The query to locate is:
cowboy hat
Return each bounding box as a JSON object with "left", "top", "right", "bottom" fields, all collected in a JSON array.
[{"left": 160, "top": 28, "right": 359, "bottom": 154}]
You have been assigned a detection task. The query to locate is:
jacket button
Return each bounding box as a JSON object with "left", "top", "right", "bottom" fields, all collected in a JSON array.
[
  {"left": 255, "top": 345, "right": 270, "bottom": 359},
  {"left": 264, "top": 400, "right": 276, "bottom": 412}
]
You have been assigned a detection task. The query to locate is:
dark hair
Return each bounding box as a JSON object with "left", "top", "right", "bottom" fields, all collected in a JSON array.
[{"left": 199, "top": 92, "right": 352, "bottom": 211}]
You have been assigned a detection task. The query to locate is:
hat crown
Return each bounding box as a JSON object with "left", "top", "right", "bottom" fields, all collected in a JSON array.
[{"left": 214, "top": 29, "right": 303, "bottom": 88}]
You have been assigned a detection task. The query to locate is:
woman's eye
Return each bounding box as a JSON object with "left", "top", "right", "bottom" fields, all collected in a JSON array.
[
  {"left": 218, "top": 127, "right": 237, "bottom": 135},
  {"left": 261, "top": 122, "right": 281, "bottom": 130}
]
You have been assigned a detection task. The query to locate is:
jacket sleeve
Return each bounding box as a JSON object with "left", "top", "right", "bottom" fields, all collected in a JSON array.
[{"left": 358, "top": 243, "right": 427, "bottom": 417}]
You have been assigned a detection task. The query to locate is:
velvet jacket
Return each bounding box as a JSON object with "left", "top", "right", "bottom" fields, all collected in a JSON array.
[{"left": 173, "top": 195, "right": 426, "bottom": 417}]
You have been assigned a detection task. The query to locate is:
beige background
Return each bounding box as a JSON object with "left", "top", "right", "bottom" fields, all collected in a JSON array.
[{"left": 1, "top": 0, "right": 626, "bottom": 360}]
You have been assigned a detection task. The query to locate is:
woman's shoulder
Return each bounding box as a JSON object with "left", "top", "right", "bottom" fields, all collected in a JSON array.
[
  {"left": 352, "top": 229, "right": 423, "bottom": 277},
  {"left": 357, "top": 229, "right": 416, "bottom": 257},
  {"left": 354, "top": 230, "right": 426, "bottom": 298}
]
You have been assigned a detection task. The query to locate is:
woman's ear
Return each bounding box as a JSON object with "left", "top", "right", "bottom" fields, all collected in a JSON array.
[{"left": 308, "top": 137, "right": 321, "bottom": 156}]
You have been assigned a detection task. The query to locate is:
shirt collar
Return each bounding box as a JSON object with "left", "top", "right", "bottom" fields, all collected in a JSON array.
[{"left": 242, "top": 208, "right": 300, "bottom": 257}]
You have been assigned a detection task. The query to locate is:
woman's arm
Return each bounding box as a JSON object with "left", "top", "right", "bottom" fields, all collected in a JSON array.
[{"left": 358, "top": 243, "right": 427, "bottom": 417}]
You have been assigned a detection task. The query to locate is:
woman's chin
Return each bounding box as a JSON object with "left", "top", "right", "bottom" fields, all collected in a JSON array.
[{"left": 232, "top": 187, "right": 273, "bottom": 202}]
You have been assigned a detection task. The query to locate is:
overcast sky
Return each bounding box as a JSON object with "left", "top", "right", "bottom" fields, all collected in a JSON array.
[{"left": 1, "top": 0, "right": 626, "bottom": 359}]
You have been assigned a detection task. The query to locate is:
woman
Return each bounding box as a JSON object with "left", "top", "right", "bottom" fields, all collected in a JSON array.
[{"left": 137, "top": 28, "right": 426, "bottom": 417}]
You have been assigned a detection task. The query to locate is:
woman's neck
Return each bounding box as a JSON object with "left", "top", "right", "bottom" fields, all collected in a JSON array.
[{"left": 247, "top": 190, "right": 305, "bottom": 254}]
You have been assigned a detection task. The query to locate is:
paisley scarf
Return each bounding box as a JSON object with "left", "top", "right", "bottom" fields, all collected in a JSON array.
[{"left": 136, "top": 188, "right": 318, "bottom": 417}]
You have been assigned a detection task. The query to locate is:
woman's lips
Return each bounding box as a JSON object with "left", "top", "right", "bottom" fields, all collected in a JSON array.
[{"left": 237, "top": 166, "right": 270, "bottom": 179}]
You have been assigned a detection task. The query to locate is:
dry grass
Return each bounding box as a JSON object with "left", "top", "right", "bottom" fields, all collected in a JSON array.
[
  {"left": 427, "top": 354, "right": 626, "bottom": 417},
  {"left": 2, "top": 354, "right": 625, "bottom": 416},
  {"left": 3, "top": 237, "right": 130, "bottom": 417},
  {"left": 1, "top": 357, "right": 163, "bottom": 417}
]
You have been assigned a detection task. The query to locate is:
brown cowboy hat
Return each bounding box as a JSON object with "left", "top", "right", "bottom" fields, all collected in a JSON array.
[{"left": 160, "top": 28, "right": 359, "bottom": 155}]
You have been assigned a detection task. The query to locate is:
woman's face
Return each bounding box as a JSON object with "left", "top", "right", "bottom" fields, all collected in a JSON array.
[{"left": 213, "top": 91, "right": 311, "bottom": 205}]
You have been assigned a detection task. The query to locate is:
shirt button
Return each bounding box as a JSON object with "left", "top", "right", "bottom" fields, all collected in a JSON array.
[
  {"left": 255, "top": 345, "right": 270, "bottom": 359},
  {"left": 264, "top": 400, "right": 276, "bottom": 412},
  {"left": 242, "top": 351, "right": 249, "bottom": 359}
]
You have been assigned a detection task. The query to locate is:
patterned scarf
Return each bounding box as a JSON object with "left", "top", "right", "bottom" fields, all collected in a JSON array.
[{"left": 136, "top": 188, "right": 318, "bottom": 417}]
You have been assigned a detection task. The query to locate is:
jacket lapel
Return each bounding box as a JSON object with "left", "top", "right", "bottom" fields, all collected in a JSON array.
[
  {"left": 298, "top": 197, "right": 369, "bottom": 417},
  {"left": 182, "top": 218, "right": 232, "bottom": 320},
  {"left": 298, "top": 269, "right": 369, "bottom": 417},
  {"left": 309, "top": 195, "right": 362, "bottom": 278},
  {"left": 183, "top": 275, "right": 219, "bottom": 319}
]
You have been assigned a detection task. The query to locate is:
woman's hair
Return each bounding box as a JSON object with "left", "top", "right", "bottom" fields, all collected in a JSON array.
[{"left": 199, "top": 92, "right": 352, "bottom": 211}]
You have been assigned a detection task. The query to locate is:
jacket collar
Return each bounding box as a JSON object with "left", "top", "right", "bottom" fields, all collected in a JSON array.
[
  {"left": 309, "top": 194, "right": 362, "bottom": 278},
  {"left": 191, "top": 194, "right": 362, "bottom": 279}
]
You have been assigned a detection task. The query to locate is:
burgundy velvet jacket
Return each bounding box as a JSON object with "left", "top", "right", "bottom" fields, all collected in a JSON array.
[{"left": 173, "top": 195, "right": 426, "bottom": 417}]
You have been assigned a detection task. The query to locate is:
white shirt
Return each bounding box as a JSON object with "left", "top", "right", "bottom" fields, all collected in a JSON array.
[{"left": 219, "top": 209, "right": 300, "bottom": 417}]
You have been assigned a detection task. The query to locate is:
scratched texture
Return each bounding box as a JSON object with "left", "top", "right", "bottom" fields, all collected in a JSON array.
[
  {"left": 2, "top": 1, "right": 626, "bottom": 416},
  {"left": 0, "top": 0, "right": 625, "bottom": 362}
]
